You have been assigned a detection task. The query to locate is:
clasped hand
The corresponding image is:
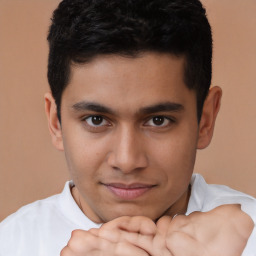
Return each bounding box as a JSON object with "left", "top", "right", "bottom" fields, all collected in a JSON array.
[{"left": 61, "top": 205, "right": 253, "bottom": 256}]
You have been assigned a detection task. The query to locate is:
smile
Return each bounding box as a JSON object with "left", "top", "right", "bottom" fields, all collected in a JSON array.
[{"left": 104, "top": 183, "right": 155, "bottom": 200}]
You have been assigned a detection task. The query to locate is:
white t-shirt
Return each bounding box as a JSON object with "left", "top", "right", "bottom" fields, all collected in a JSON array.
[{"left": 0, "top": 174, "right": 255, "bottom": 256}]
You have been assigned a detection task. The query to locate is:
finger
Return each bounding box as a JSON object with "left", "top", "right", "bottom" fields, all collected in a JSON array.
[
  {"left": 65, "top": 229, "right": 99, "bottom": 253},
  {"left": 60, "top": 246, "right": 74, "bottom": 256},
  {"left": 112, "top": 241, "right": 150, "bottom": 256},
  {"left": 98, "top": 227, "right": 155, "bottom": 254},
  {"left": 156, "top": 215, "right": 172, "bottom": 236},
  {"left": 98, "top": 227, "right": 123, "bottom": 243},
  {"left": 101, "top": 228, "right": 174, "bottom": 256},
  {"left": 102, "top": 216, "right": 157, "bottom": 236},
  {"left": 86, "top": 234, "right": 151, "bottom": 256},
  {"left": 99, "top": 227, "right": 152, "bottom": 245},
  {"left": 99, "top": 220, "right": 174, "bottom": 256},
  {"left": 61, "top": 229, "right": 150, "bottom": 256}
]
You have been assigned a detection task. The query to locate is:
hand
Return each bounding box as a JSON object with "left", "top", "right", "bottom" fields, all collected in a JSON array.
[
  {"left": 60, "top": 226, "right": 150, "bottom": 256},
  {"left": 96, "top": 216, "right": 170, "bottom": 256},
  {"left": 96, "top": 205, "right": 254, "bottom": 256},
  {"left": 61, "top": 204, "right": 254, "bottom": 256},
  {"left": 162, "top": 204, "right": 254, "bottom": 256}
]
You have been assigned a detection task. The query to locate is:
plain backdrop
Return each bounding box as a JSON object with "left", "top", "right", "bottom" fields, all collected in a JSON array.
[{"left": 0, "top": 0, "right": 256, "bottom": 221}]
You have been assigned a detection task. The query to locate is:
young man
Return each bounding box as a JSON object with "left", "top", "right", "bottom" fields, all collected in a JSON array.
[{"left": 0, "top": 0, "right": 255, "bottom": 255}]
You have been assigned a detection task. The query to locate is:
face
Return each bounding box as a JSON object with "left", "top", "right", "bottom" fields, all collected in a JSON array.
[{"left": 46, "top": 52, "right": 220, "bottom": 223}]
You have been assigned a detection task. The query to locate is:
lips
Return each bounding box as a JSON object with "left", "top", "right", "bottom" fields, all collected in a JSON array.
[{"left": 104, "top": 183, "right": 155, "bottom": 200}]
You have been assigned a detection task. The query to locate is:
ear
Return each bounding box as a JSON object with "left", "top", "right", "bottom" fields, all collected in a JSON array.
[
  {"left": 197, "top": 86, "right": 222, "bottom": 149},
  {"left": 44, "top": 92, "right": 64, "bottom": 151}
]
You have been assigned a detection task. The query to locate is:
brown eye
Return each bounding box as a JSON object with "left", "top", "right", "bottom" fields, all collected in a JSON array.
[
  {"left": 91, "top": 116, "right": 103, "bottom": 125},
  {"left": 152, "top": 116, "right": 165, "bottom": 126},
  {"left": 85, "top": 116, "right": 108, "bottom": 127},
  {"left": 144, "top": 116, "right": 173, "bottom": 128}
]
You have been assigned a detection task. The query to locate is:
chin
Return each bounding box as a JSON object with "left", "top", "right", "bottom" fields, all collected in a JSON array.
[{"left": 102, "top": 206, "right": 161, "bottom": 222}]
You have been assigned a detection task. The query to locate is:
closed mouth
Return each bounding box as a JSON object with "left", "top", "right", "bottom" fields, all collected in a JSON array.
[{"left": 103, "top": 182, "right": 156, "bottom": 200}]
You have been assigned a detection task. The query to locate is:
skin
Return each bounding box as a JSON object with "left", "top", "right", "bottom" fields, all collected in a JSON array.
[
  {"left": 76, "top": 205, "right": 252, "bottom": 256},
  {"left": 45, "top": 52, "right": 221, "bottom": 223},
  {"left": 44, "top": 52, "right": 253, "bottom": 255}
]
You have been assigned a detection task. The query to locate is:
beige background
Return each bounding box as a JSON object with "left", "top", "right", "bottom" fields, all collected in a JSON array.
[{"left": 0, "top": 0, "right": 255, "bottom": 222}]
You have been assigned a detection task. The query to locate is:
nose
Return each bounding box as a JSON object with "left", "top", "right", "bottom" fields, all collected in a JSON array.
[{"left": 107, "top": 126, "right": 148, "bottom": 173}]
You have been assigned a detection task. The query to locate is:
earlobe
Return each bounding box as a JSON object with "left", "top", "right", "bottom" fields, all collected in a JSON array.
[
  {"left": 197, "top": 86, "right": 222, "bottom": 149},
  {"left": 44, "top": 92, "right": 64, "bottom": 151}
]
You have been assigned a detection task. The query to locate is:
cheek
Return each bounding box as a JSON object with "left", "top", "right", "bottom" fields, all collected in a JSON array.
[
  {"left": 62, "top": 132, "right": 107, "bottom": 181},
  {"left": 151, "top": 127, "right": 198, "bottom": 180}
]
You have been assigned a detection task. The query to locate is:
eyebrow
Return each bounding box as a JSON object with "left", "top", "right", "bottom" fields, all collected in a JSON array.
[
  {"left": 71, "top": 101, "right": 184, "bottom": 115},
  {"left": 139, "top": 102, "right": 184, "bottom": 115},
  {"left": 72, "top": 102, "right": 115, "bottom": 115}
]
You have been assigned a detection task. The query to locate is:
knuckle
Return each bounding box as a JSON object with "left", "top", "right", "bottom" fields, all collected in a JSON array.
[
  {"left": 139, "top": 217, "right": 156, "bottom": 231},
  {"left": 67, "top": 229, "right": 95, "bottom": 251},
  {"left": 70, "top": 229, "right": 83, "bottom": 238},
  {"left": 60, "top": 246, "right": 68, "bottom": 256},
  {"left": 60, "top": 246, "right": 74, "bottom": 256}
]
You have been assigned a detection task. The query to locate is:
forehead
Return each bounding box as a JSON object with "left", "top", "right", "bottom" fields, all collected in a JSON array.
[{"left": 63, "top": 52, "right": 196, "bottom": 112}]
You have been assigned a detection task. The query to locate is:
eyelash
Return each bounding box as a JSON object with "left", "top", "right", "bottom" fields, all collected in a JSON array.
[
  {"left": 81, "top": 115, "right": 111, "bottom": 132},
  {"left": 144, "top": 116, "right": 175, "bottom": 128},
  {"left": 81, "top": 115, "right": 175, "bottom": 131},
  {"left": 84, "top": 116, "right": 109, "bottom": 126}
]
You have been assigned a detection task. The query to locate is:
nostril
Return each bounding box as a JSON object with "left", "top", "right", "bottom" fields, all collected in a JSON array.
[{"left": 112, "top": 166, "right": 121, "bottom": 171}]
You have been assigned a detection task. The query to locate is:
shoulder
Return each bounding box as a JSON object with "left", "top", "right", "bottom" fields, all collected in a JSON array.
[
  {"left": 188, "top": 174, "right": 256, "bottom": 215},
  {"left": 189, "top": 174, "right": 256, "bottom": 255},
  {"left": 0, "top": 181, "right": 100, "bottom": 255},
  {"left": 0, "top": 185, "right": 65, "bottom": 229},
  {"left": 0, "top": 181, "right": 74, "bottom": 255},
  {"left": 0, "top": 191, "right": 61, "bottom": 241},
  {"left": 2, "top": 195, "right": 57, "bottom": 225}
]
